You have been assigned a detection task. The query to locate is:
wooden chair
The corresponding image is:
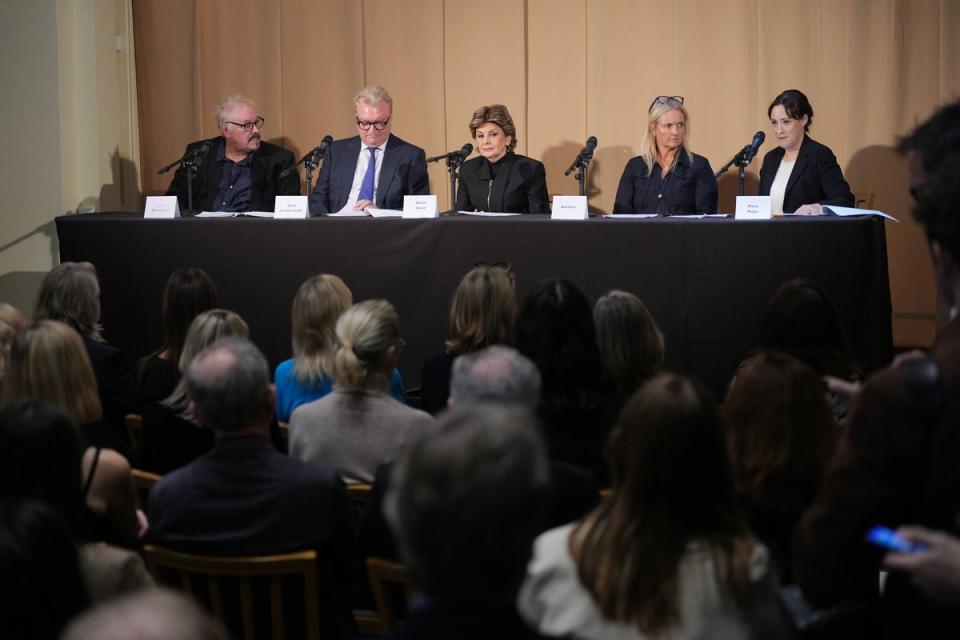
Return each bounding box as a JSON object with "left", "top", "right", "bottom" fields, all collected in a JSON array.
[
  {"left": 365, "top": 557, "right": 414, "bottom": 632},
  {"left": 132, "top": 468, "right": 162, "bottom": 508},
  {"left": 125, "top": 413, "right": 143, "bottom": 457},
  {"left": 143, "top": 545, "right": 321, "bottom": 640},
  {"left": 346, "top": 482, "right": 373, "bottom": 529},
  {"left": 853, "top": 192, "right": 876, "bottom": 209}
]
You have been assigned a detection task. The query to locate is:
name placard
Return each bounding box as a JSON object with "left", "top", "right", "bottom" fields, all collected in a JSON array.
[
  {"left": 144, "top": 196, "right": 180, "bottom": 219},
  {"left": 551, "top": 195, "right": 588, "bottom": 220},
  {"left": 735, "top": 196, "right": 773, "bottom": 220},
  {"left": 274, "top": 195, "right": 309, "bottom": 219},
  {"left": 402, "top": 195, "right": 438, "bottom": 219}
]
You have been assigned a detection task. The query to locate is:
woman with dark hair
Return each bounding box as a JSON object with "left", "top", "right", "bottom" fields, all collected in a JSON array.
[
  {"left": 515, "top": 279, "right": 613, "bottom": 477},
  {"left": 420, "top": 263, "right": 517, "bottom": 414},
  {"left": 456, "top": 104, "right": 549, "bottom": 214},
  {"left": 519, "top": 374, "right": 781, "bottom": 639},
  {"left": 135, "top": 268, "right": 218, "bottom": 408},
  {"left": 758, "top": 89, "right": 854, "bottom": 214},
  {"left": 593, "top": 290, "right": 665, "bottom": 407},
  {"left": 724, "top": 351, "right": 837, "bottom": 581}
]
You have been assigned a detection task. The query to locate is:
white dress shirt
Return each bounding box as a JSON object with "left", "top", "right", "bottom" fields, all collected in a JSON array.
[{"left": 338, "top": 137, "right": 389, "bottom": 213}]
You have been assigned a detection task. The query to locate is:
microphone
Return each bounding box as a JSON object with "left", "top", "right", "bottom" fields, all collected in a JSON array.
[
  {"left": 158, "top": 140, "right": 212, "bottom": 174},
  {"left": 741, "top": 131, "right": 765, "bottom": 164},
  {"left": 427, "top": 143, "right": 473, "bottom": 163},
  {"left": 295, "top": 135, "right": 334, "bottom": 167},
  {"left": 564, "top": 136, "right": 598, "bottom": 176}
]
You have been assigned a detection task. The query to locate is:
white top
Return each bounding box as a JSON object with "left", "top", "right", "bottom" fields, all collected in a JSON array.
[
  {"left": 769, "top": 158, "right": 795, "bottom": 215},
  {"left": 338, "top": 138, "right": 389, "bottom": 213},
  {"left": 517, "top": 524, "right": 781, "bottom": 640}
]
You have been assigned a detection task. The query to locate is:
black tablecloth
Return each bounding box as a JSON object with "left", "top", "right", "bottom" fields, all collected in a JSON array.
[{"left": 56, "top": 213, "right": 892, "bottom": 397}]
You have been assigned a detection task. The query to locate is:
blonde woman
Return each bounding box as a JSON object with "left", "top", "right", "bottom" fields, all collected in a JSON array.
[
  {"left": 612, "top": 96, "right": 717, "bottom": 215},
  {"left": 140, "top": 309, "right": 248, "bottom": 473},
  {"left": 275, "top": 274, "right": 406, "bottom": 422},
  {"left": 1, "top": 320, "right": 144, "bottom": 547},
  {"left": 290, "top": 300, "right": 433, "bottom": 483},
  {"left": 0, "top": 302, "right": 26, "bottom": 387}
]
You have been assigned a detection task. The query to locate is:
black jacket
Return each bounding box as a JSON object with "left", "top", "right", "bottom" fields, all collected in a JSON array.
[
  {"left": 612, "top": 151, "right": 717, "bottom": 214},
  {"left": 456, "top": 153, "right": 549, "bottom": 214},
  {"left": 166, "top": 137, "right": 299, "bottom": 212},
  {"left": 758, "top": 135, "right": 854, "bottom": 213}
]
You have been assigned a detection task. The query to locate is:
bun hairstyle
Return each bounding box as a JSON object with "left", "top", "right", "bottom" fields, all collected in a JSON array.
[{"left": 334, "top": 300, "right": 400, "bottom": 388}]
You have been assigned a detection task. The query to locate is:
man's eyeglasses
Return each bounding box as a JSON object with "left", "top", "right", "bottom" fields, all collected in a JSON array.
[
  {"left": 356, "top": 117, "right": 391, "bottom": 131},
  {"left": 648, "top": 96, "right": 684, "bottom": 113},
  {"left": 226, "top": 117, "right": 265, "bottom": 132}
]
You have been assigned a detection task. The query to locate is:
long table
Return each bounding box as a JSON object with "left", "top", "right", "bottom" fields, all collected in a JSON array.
[{"left": 56, "top": 213, "right": 892, "bottom": 397}]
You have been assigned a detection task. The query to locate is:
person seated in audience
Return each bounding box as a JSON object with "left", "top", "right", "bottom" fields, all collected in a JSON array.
[
  {"left": 275, "top": 274, "right": 405, "bottom": 423},
  {"left": 455, "top": 104, "right": 549, "bottom": 214},
  {"left": 2, "top": 321, "right": 144, "bottom": 547},
  {"left": 724, "top": 351, "right": 836, "bottom": 581},
  {"left": 883, "top": 526, "right": 960, "bottom": 605},
  {"left": 289, "top": 300, "right": 433, "bottom": 483},
  {"left": 385, "top": 404, "right": 559, "bottom": 639},
  {"left": 420, "top": 262, "right": 517, "bottom": 414},
  {"left": 515, "top": 279, "right": 615, "bottom": 481},
  {"left": 147, "top": 337, "right": 355, "bottom": 638},
  {"left": 34, "top": 261, "right": 135, "bottom": 458},
  {"left": 140, "top": 309, "right": 247, "bottom": 474},
  {"left": 518, "top": 374, "right": 782, "bottom": 639},
  {"left": 795, "top": 100, "right": 960, "bottom": 638},
  {"left": 135, "top": 267, "right": 218, "bottom": 409},
  {"left": 0, "top": 402, "right": 153, "bottom": 602},
  {"left": 61, "top": 588, "right": 229, "bottom": 640},
  {"left": 593, "top": 289, "right": 665, "bottom": 409},
  {"left": 0, "top": 302, "right": 26, "bottom": 391}
]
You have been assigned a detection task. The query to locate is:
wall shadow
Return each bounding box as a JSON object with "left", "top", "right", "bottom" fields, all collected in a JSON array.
[
  {"left": 716, "top": 169, "right": 760, "bottom": 214},
  {"left": 98, "top": 147, "right": 143, "bottom": 212}
]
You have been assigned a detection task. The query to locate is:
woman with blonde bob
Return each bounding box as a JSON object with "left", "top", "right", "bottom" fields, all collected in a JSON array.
[
  {"left": 274, "top": 274, "right": 405, "bottom": 422},
  {"left": 613, "top": 96, "right": 717, "bottom": 215},
  {"left": 290, "top": 300, "right": 433, "bottom": 483},
  {"left": 1, "top": 320, "right": 144, "bottom": 547},
  {"left": 420, "top": 263, "right": 517, "bottom": 414},
  {"left": 519, "top": 374, "right": 781, "bottom": 639},
  {"left": 140, "top": 309, "right": 248, "bottom": 473}
]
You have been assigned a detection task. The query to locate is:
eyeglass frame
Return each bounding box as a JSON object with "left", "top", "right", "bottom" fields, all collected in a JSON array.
[
  {"left": 648, "top": 95, "right": 684, "bottom": 113},
  {"left": 225, "top": 116, "right": 265, "bottom": 132},
  {"left": 356, "top": 116, "right": 391, "bottom": 131}
]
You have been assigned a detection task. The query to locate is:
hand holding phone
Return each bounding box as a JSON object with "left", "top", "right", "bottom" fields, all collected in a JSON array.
[{"left": 867, "top": 525, "right": 926, "bottom": 553}]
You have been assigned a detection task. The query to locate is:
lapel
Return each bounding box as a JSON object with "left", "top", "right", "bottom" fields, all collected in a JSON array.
[
  {"left": 783, "top": 135, "right": 811, "bottom": 200},
  {"left": 376, "top": 135, "right": 401, "bottom": 207},
  {"left": 482, "top": 153, "right": 518, "bottom": 212},
  {"left": 336, "top": 137, "right": 362, "bottom": 209},
  {"left": 204, "top": 138, "right": 225, "bottom": 206}
]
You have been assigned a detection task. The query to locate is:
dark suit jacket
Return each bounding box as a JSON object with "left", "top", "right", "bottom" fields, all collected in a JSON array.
[
  {"left": 758, "top": 135, "right": 854, "bottom": 213},
  {"left": 456, "top": 153, "right": 549, "bottom": 214},
  {"left": 84, "top": 336, "right": 135, "bottom": 460},
  {"left": 147, "top": 435, "right": 355, "bottom": 637},
  {"left": 309, "top": 134, "right": 429, "bottom": 214},
  {"left": 612, "top": 151, "right": 717, "bottom": 214},
  {"left": 166, "top": 137, "right": 299, "bottom": 212}
]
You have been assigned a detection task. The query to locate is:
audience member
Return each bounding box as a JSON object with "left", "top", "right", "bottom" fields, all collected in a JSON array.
[
  {"left": 135, "top": 267, "right": 218, "bottom": 409},
  {"left": 1, "top": 321, "right": 143, "bottom": 546},
  {"left": 275, "top": 274, "right": 404, "bottom": 423},
  {"left": 147, "top": 337, "right": 355, "bottom": 638},
  {"left": 386, "top": 404, "right": 557, "bottom": 639},
  {"left": 0, "top": 302, "right": 25, "bottom": 388},
  {"left": 519, "top": 374, "right": 782, "bottom": 639},
  {"left": 34, "top": 262, "right": 135, "bottom": 456},
  {"left": 515, "top": 279, "right": 615, "bottom": 480},
  {"left": 140, "top": 309, "right": 247, "bottom": 473},
  {"left": 724, "top": 350, "right": 836, "bottom": 581},
  {"left": 593, "top": 289, "right": 665, "bottom": 407},
  {"left": 883, "top": 526, "right": 960, "bottom": 605},
  {"left": 794, "top": 99, "right": 960, "bottom": 638},
  {"left": 420, "top": 263, "right": 516, "bottom": 414},
  {"left": 290, "top": 300, "right": 433, "bottom": 483}
]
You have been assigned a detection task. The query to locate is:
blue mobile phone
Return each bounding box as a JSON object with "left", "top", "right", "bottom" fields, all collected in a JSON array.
[{"left": 866, "top": 526, "right": 926, "bottom": 553}]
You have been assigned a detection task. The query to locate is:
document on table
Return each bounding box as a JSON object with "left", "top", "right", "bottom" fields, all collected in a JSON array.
[
  {"left": 195, "top": 211, "right": 275, "bottom": 218},
  {"left": 366, "top": 208, "right": 404, "bottom": 218},
  {"left": 821, "top": 205, "right": 899, "bottom": 222},
  {"left": 459, "top": 211, "right": 524, "bottom": 217}
]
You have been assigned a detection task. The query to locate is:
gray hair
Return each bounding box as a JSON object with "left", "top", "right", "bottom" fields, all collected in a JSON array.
[
  {"left": 385, "top": 405, "right": 550, "bottom": 596},
  {"left": 449, "top": 345, "right": 541, "bottom": 408},
  {"left": 215, "top": 95, "right": 256, "bottom": 127},
  {"left": 33, "top": 262, "right": 102, "bottom": 341},
  {"left": 353, "top": 85, "right": 393, "bottom": 109},
  {"left": 183, "top": 337, "right": 270, "bottom": 433}
]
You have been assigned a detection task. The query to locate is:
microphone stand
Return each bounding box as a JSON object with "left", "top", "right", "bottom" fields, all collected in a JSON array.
[
  {"left": 158, "top": 148, "right": 207, "bottom": 213},
  {"left": 304, "top": 148, "right": 322, "bottom": 195},
  {"left": 445, "top": 154, "right": 464, "bottom": 211},
  {"left": 714, "top": 145, "right": 751, "bottom": 196},
  {"left": 564, "top": 150, "right": 594, "bottom": 197}
]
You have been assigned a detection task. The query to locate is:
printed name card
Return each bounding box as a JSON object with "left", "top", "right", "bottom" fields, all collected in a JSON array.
[
  {"left": 735, "top": 196, "right": 773, "bottom": 220},
  {"left": 144, "top": 196, "right": 180, "bottom": 219},
  {"left": 402, "top": 195, "right": 438, "bottom": 219},
  {"left": 274, "top": 195, "right": 309, "bottom": 219},
  {"left": 551, "top": 195, "right": 588, "bottom": 220}
]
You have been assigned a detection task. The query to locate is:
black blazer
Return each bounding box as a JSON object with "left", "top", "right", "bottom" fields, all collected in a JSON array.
[
  {"left": 758, "top": 135, "right": 854, "bottom": 213},
  {"left": 309, "top": 134, "right": 429, "bottom": 214},
  {"left": 612, "top": 151, "right": 717, "bottom": 214},
  {"left": 166, "top": 137, "right": 300, "bottom": 212},
  {"left": 456, "top": 152, "right": 549, "bottom": 214}
]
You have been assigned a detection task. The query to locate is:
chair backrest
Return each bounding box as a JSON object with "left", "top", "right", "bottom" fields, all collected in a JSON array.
[
  {"left": 132, "top": 468, "right": 162, "bottom": 509},
  {"left": 143, "top": 545, "right": 321, "bottom": 640},
  {"left": 125, "top": 413, "right": 143, "bottom": 457},
  {"left": 365, "top": 556, "right": 414, "bottom": 632},
  {"left": 853, "top": 192, "right": 876, "bottom": 209},
  {"left": 346, "top": 482, "right": 373, "bottom": 529}
]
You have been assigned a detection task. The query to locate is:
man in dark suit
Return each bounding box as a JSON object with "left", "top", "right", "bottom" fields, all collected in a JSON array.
[
  {"left": 309, "top": 86, "right": 429, "bottom": 215},
  {"left": 166, "top": 96, "right": 300, "bottom": 213},
  {"left": 147, "top": 337, "right": 355, "bottom": 638}
]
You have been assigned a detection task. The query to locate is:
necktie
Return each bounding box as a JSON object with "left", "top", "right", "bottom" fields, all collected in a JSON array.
[{"left": 358, "top": 147, "right": 377, "bottom": 202}]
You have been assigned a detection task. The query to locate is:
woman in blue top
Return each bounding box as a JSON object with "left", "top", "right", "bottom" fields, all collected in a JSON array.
[{"left": 275, "top": 274, "right": 404, "bottom": 422}]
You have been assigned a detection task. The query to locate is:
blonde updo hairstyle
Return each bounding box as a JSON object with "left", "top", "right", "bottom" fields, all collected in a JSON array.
[{"left": 334, "top": 300, "right": 400, "bottom": 389}]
